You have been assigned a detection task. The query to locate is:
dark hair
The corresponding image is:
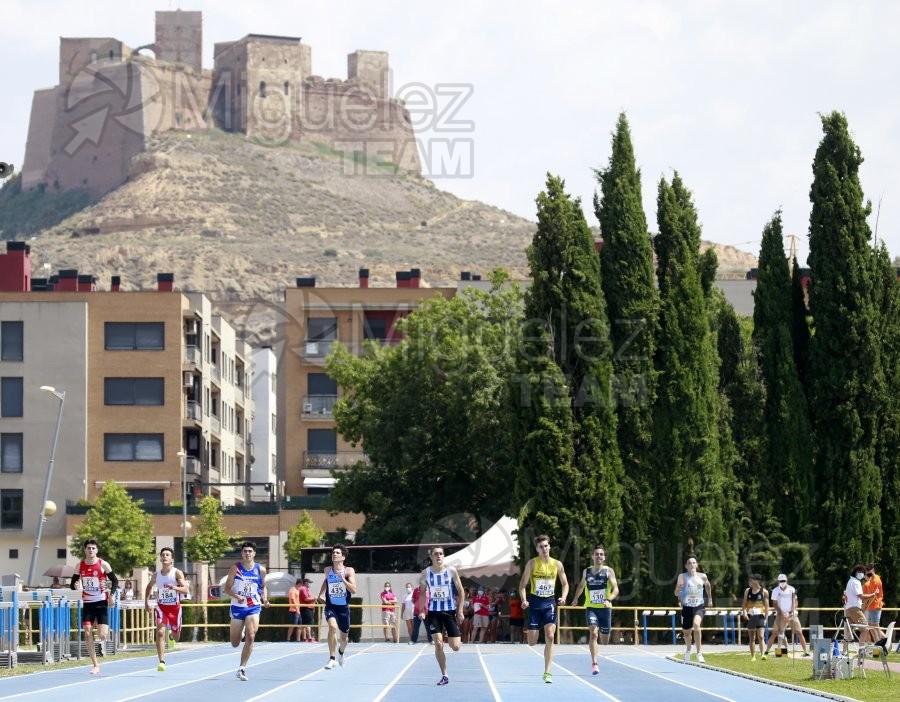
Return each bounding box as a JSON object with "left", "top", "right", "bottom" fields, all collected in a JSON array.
[
  {"left": 159, "top": 547, "right": 174, "bottom": 557},
  {"left": 851, "top": 563, "right": 865, "bottom": 574},
  {"left": 533, "top": 535, "right": 550, "bottom": 547},
  {"left": 866, "top": 563, "right": 875, "bottom": 572},
  {"left": 84, "top": 539, "right": 98, "bottom": 549},
  {"left": 749, "top": 573, "right": 762, "bottom": 582},
  {"left": 295, "top": 578, "right": 304, "bottom": 585},
  {"left": 332, "top": 543, "right": 347, "bottom": 557},
  {"left": 240, "top": 541, "right": 256, "bottom": 551},
  {"left": 594, "top": 545, "right": 606, "bottom": 553},
  {"left": 684, "top": 554, "right": 698, "bottom": 565}
]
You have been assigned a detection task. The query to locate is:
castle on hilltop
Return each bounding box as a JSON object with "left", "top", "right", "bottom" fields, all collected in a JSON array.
[{"left": 21, "top": 9, "right": 420, "bottom": 198}]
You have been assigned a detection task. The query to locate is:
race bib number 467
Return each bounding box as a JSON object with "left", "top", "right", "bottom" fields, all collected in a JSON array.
[{"left": 535, "top": 579, "right": 554, "bottom": 597}]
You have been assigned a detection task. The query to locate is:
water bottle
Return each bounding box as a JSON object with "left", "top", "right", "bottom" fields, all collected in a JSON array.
[{"left": 833, "top": 639, "right": 839, "bottom": 657}]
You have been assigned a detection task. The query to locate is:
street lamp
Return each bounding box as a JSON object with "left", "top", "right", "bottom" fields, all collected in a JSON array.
[
  {"left": 27, "top": 386, "right": 65, "bottom": 588},
  {"left": 177, "top": 450, "right": 188, "bottom": 574}
]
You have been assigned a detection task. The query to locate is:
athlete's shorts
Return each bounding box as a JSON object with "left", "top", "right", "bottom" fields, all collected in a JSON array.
[
  {"left": 681, "top": 605, "right": 705, "bottom": 630},
  {"left": 300, "top": 608, "right": 314, "bottom": 625},
  {"left": 155, "top": 603, "right": 182, "bottom": 635},
  {"left": 82, "top": 601, "right": 109, "bottom": 627},
  {"left": 426, "top": 610, "right": 461, "bottom": 639},
  {"left": 382, "top": 610, "right": 396, "bottom": 625},
  {"left": 472, "top": 614, "right": 490, "bottom": 628},
  {"left": 746, "top": 614, "right": 766, "bottom": 630},
  {"left": 231, "top": 605, "right": 261, "bottom": 620},
  {"left": 527, "top": 595, "right": 557, "bottom": 630},
  {"left": 324, "top": 604, "right": 351, "bottom": 633},
  {"left": 586, "top": 607, "right": 611, "bottom": 634}
]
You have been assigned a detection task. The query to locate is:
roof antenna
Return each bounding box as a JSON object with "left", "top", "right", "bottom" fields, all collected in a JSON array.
[{"left": 873, "top": 194, "right": 883, "bottom": 247}]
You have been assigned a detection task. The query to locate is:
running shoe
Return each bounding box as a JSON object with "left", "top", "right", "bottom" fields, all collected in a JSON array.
[
  {"left": 338, "top": 648, "right": 345, "bottom": 667},
  {"left": 237, "top": 668, "right": 248, "bottom": 681},
  {"left": 696, "top": 653, "right": 705, "bottom": 663},
  {"left": 157, "top": 662, "right": 166, "bottom": 672},
  {"left": 437, "top": 675, "right": 449, "bottom": 686},
  {"left": 684, "top": 651, "right": 692, "bottom": 662},
  {"left": 324, "top": 659, "right": 336, "bottom": 670},
  {"left": 543, "top": 672, "right": 552, "bottom": 684},
  {"left": 591, "top": 663, "right": 599, "bottom": 675},
  {"left": 761, "top": 653, "right": 768, "bottom": 660}
]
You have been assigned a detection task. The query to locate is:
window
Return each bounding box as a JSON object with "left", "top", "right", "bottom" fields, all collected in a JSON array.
[
  {"left": 105, "top": 322, "right": 164, "bottom": 350},
  {"left": 259, "top": 80, "right": 266, "bottom": 97},
  {"left": 308, "top": 373, "right": 337, "bottom": 395},
  {"left": 1, "top": 377, "right": 23, "bottom": 416},
  {"left": 1, "top": 321, "right": 23, "bottom": 361},
  {"left": 307, "top": 317, "right": 337, "bottom": 341},
  {"left": 1, "top": 433, "right": 23, "bottom": 473},
  {"left": 57, "top": 548, "right": 66, "bottom": 559},
  {"left": 364, "top": 317, "right": 388, "bottom": 341},
  {"left": 104, "top": 434, "right": 164, "bottom": 461},
  {"left": 308, "top": 428, "right": 336, "bottom": 453},
  {"left": 9, "top": 549, "right": 18, "bottom": 558},
  {"left": 126, "top": 489, "right": 164, "bottom": 507},
  {"left": 284, "top": 81, "right": 289, "bottom": 95},
  {"left": 1, "top": 489, "right": 23, "bottom": 529},
  {"left": 104, "top": 378, "right": 164, "bottom": 405}
]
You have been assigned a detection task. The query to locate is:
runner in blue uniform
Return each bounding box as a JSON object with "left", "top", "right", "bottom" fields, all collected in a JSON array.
[
  {"left": 418, "top": 546, "right": 465, "bottom": 686},
  {"left": 316, "top": 543, "right": 357, "bottom": 669},
  {"left": 224, "top": 541, "right": 270, "bottom": 681}
]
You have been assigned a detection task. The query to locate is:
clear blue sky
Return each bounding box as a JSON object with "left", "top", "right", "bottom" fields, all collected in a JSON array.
[{"left": 3, "top": 0, "right": 898, "bottom": 265}]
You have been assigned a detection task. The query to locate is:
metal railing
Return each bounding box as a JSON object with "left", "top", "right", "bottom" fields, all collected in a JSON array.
[
  {"left": 301, "top": 395, "right": 337, "bottom": 417},
  {"left": 302, "top": 451, "right": 369, "bottom": 470}
]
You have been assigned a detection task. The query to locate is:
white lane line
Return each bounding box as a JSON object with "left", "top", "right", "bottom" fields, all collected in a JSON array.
[
  {"left": 475, "top": 645, "right": 502, "bottom": 702},
  {"left": 604, "top": 655, "right": 738, "bottom": 702},
  {"left": 526, "top": 646, "right": 622, "bottom": 700},
  {"left": 371, "top": 644, "right": 430, "bottom": 702}
]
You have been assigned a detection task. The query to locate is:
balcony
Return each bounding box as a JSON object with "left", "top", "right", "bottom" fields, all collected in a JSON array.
[
  {"left": 302, "top": 450, "right": 369, "bottom": 471},
  {"left": 302, "top": 395, "right": 337, "bottom": 418},
  {"left": 184, "top": 456, "right": 201, "bottom": 477},
  {"left": 185, "top": 400, "right": 201, "bottom": 421},
  {"left": 301, "top": 339, "right": 336, "bottom": 362},
  {"left": 210, "top": 414, "right": 221, "bottom": 436},
  {"left": 184, "top": 345, "right": 201, "bottom": 365},
  {"left": 209, "top": 363, "right": 221, "bottom": 385},
  {"left": 235, "top": 434, "right": 245, "bottom": 453}
]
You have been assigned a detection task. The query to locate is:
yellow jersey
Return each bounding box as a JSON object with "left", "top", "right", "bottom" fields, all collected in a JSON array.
[{"left": 529, "top": 557, "right": 558, "bottom": 598}]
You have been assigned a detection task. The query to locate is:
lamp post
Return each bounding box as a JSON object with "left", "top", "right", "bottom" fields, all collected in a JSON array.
[
  {"left": 177, "top": 450, "right": 188, "bottom": 574},
  {"left": 27, "top": 386, "right": 65, "bottom": 588}
]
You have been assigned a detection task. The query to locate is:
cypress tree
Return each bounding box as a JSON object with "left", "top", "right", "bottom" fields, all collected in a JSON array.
[
  {"left": 874, "top": 245, "right": 900, "bottom": 602},
  {"left": 594, "top": 113, "right": 658, "bottom": 598},
  {"left": 651, "top": 174, "right": 735, "bottom": 599},
  {"left": 806, "top": 112, "right": 884, "bottom": 592},
  {"left": 790, "top": 258, "right": 810, "bottom": 388},
  {"left": 515, "top": 174, "right": 624, "bottom": 578},
  {"left": 752, "top": 212, "right": 814, "bottom": 537}
]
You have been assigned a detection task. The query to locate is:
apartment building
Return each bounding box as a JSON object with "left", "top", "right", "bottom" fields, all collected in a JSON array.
[
  {"left": 278, "top": 268, "right": 455, "bottom": 497},
  {"left": 0, "top": 242, "right": 253, "bottom": 582}
]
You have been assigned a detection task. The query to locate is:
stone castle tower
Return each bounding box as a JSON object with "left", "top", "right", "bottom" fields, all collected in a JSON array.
[{"left": 21, "top": 9, "right": 419, "bottom": 198}]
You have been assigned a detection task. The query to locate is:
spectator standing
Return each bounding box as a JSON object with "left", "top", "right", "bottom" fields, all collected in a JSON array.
[
  {"left": 401, "top": 582, "right": 416, "bottom": 640},
  {"left": 287, "top": 578, "right": 303, "bottom": 641},
  {"left": 298, "top": 577, "right": 316, "bottom": 642},
  {"left": 863, "top": 564, "right": 885, "bottom": 640},
  {"left": 381, "top": 582, "right": 397, "bottom": 642},
  {"left": 508, "top": 591, "right": 524, "bottom": 643},
  {"left": 740, "top": 574, "right": 769, "bottom": 661},
  {"left": 764, "top": 573, "right": 809, "bottom": 656},
  {"left": 471, "top": 586, "right": 490, "bottom": 643},
  {"left": 409, "top": 584, "right": 432, "bottom": 644}
]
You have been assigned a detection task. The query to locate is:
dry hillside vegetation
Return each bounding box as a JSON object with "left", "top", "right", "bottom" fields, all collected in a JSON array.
[{"left": 25, "top": 129, "right": 755, "bottom": 337}]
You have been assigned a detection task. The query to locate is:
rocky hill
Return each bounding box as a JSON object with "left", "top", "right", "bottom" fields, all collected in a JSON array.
[{"left": 3, "top": 129, "right": 756, "bottom": 337}]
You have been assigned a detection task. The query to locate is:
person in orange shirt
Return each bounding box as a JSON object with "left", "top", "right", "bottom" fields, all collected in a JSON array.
[
  {"left": 508, "top": 590, "right": 524, "bottom": 643},
  {"left": 863, "top": 563, "right": 885, "bottom": 640},
  {"left": 286, "top": 578, "right": 303, "bottom": 641}
]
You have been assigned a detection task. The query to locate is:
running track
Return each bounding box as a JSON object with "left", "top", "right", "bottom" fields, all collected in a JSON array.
[{"left": 0, "top": 643, "right": 834, "bottom": 701}]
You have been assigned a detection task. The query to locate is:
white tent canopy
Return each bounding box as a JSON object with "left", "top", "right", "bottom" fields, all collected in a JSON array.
[{"left": 444, "top": 516, "right": 519, "bottom": 586}]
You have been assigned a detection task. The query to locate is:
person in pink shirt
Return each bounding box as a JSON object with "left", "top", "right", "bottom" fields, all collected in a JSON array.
[
  {"left": 380, "top": 582, "right": 397, "bottom": 642},
  {"left": 298, "top": 577, "right": 316, "bottom": 642},
  {"left": 409, "top": 584, "right": 433, "bottom": 644}
]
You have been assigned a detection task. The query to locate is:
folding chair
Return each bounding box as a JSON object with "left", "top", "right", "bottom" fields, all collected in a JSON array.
[{"left": 858, "top": 620, "right": 894, "bottom": 678}]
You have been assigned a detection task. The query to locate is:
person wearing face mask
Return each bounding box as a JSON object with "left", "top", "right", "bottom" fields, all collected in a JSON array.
[
  {"left": 401, "top": 582, "right": 416, "bottom": 640},
  {"left": 843, "top": 563, "right": 877, "bottom": 644},
  {"left": 862, "top": 564, "right": 886, "bottom": 641},
  {"left": 764, "top": 573, "right": 809, "bottom": 657},
  {"left": 381, "top": 582, "right": 397, "bottom": 642},
  {"left": 471, "top": 586, "right": 490, "bottom": 643}
]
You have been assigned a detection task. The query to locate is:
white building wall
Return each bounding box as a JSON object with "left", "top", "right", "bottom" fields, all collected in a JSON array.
[{"left": 250, "top": 347, "right": 276, "bottom": 502}]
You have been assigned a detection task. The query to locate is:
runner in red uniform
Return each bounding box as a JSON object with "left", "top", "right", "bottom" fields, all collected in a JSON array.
[
  {"left": 144, "top": 546, "right": 189, "bottom": 671},
  {"left": 70, "top": 539, "right": 118, "bottom": 675}
]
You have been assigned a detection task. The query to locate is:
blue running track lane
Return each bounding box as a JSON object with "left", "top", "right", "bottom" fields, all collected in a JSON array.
[{"left": 0, "top": 643, "right": 834, "bottom": 702}]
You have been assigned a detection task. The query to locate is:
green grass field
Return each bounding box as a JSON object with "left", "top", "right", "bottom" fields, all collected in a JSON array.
[{"left": 697, "top": 651, "right": 899, "bottom": 702}]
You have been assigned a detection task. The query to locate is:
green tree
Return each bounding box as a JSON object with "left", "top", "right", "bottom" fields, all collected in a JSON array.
[
  {"left": 514, "top": 173, "right": 623, "bottom": 581},
  {"left": 806, "top": 112, "right": 884, "bottom": 594},
  {"left": 184, "top": 495, "right": 238, "bottom": 566},
  {"left": 283, "top": 510, "right": 325, "bottom": 565},
  {"left": 874, "top": 245, "right": 900, "bottom": 602},
  {"left": 651, "top": 174, "right": 736, "bottom": 600},
  {"left": 326, "top": 274, "right": 523, "bottom": 544},
  {"left": 70, "top": 481, "right": 155, "bottom": 575},
  {"left": 593, "top": 113, "right": 658, "bottom": 599},
  {"left": 752, "top": 212, "right": 813, "bottom": 537}
]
